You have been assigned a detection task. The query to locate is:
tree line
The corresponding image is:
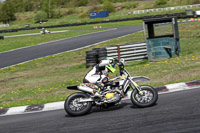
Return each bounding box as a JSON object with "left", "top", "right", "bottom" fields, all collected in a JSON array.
[
  {"left": 0, "top": 0, "right": 136, "bottom": 23},
  {"left": 0, "top": 0, "right": 199, "bottom": 24}
]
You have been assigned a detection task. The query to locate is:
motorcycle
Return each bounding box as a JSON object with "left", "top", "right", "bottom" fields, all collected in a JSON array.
[{"left": 64, "top": 58, "right": 158, "bottom": 116}]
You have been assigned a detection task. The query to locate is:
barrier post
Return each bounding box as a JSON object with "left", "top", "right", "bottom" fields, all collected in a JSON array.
[{"left": 117, "top": 45, "right": 121, "bottom": 59}]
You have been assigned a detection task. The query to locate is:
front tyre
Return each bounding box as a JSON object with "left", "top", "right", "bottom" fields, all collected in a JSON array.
[
  {"left": 131, "top": 85, "right": 158, "bottom": 108},
  {"left": 64, "top": 92, "right": 92, "bottom": 116}
]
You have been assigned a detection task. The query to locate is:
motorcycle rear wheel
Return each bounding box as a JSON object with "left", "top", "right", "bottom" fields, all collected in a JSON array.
[
  {"left": 64, "top": 92, "right": 92, "bottom": 116},
  {"left": 131, "top": 85, "right": 158, "bottom": 108}
]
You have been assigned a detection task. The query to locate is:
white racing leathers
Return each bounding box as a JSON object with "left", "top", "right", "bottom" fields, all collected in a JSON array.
[{"left": 83, "top": 59, "right": 111, "bottom": 83}]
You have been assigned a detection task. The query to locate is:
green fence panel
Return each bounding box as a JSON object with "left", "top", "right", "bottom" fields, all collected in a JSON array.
[{"left": 146, "top": 37, "right": 177, "bottom": 61}]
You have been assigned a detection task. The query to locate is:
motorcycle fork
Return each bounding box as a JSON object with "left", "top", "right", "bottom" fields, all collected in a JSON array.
[{"left": 128, "top": 77, "right": 143, "bottom": 95}]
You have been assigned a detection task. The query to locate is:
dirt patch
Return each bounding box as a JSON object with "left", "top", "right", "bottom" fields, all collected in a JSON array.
[{"left": 0, "top": 76, "right": 24, "bottom": 83}]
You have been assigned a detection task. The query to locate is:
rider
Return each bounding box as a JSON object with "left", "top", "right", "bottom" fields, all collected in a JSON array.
[{"left": 83, "top": 57, "right": 116, "bottom": 96}]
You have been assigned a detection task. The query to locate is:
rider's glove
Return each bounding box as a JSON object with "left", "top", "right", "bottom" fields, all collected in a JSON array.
[{"left": 114, "top": 58, "right": 119, "bottom": 63}]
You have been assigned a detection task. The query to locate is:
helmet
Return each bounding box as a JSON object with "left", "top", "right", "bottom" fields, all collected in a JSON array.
[{"left": 104, "top": 57, "right": 116, "bottom": 73}]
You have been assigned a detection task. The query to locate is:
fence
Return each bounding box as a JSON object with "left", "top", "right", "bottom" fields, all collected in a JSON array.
[
  {"left": 85, "top": 43, "right": 147, "bottom": 68},
  {"left": 132, "top": 4, "right": 200, "bottom": 15},
  {"left": 0, "top": 24, "right": 9, "bottom": 28},
  {"left": 106, "top": 43, "right": 147, "bottom": 61}
]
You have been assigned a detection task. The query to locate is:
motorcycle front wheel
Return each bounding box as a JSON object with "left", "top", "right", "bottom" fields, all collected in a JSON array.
[
  {"left": 131, "top": 85, "right": 158, "bottom": 108},
  {"left": 64, "top": 92, "right": 92, "bottom": 116}
]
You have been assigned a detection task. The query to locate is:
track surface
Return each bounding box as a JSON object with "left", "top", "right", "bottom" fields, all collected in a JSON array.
[
  {"left": 0, "top": 25, "right": 143, "bottom": 69},
  {"left": 0, "top": 88, "right": 200, "bottom": 133}
]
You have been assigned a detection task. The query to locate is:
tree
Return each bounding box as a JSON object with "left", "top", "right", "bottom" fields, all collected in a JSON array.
[
  {"left": 0, "top": 1, "right": 16, "bottom": 23},
  {"left": 34, "top": 11, "right": 48, "bottom": 23},
  {"left": 41, "top": 0, "right": 56, "bottom": 18},
  {"left": 23, "top": 0, "right": 34, "bottom": 11}
]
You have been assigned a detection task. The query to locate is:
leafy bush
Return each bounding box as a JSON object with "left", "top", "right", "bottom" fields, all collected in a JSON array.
[
  {"left": 155, "top": 0, "right": 168, "bottom": 5},
  {"left": 190, "top": 0, "right": 200, "bottom": 4},
  {"left": 34, "top": 11, "right": 48, "bottom": 23},
  {"left": 79, "top": 11, "right": 90, "bottom": 18},
  {"left": 66, "top": 0, "right": 88, "bottom": 7},
  {"left": 62, "top": 8, "right": 77, "bottom": 16},
  {"left": 76, "top": 0, "right": 88, "bottom": 7},
  {"left": 103, "top": 0, "right": 115, "bottom": 13},
  {"left": 88, "top": 5, "right": 102, "bottom": 12},
  {"left": 51, "top": 9, "right": 62, "bottom": 18},
  {"left": 122, "top": 2, "right": 138, "bottom": 9}
]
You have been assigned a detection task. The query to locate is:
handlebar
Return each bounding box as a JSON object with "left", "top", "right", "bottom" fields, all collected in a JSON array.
[
  {"left": 114, "top": 58, "right": 125, "bottom": 76},
  {"left": 115, "top": 58, "right": 125, "bottom": 66}
]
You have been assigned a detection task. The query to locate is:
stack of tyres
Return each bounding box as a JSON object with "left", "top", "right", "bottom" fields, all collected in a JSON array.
[
  {"left": 86, "top": 48, "right": 107, "bottom": 68},
  {"left": 0, "top": 36, "right": 4, "bottom": 40},
  {"left": 97, "top": 48, "right": 107, "bottom": 62},
  {"left": 86, "top": 50, "right": 98, "bottom": 68}
]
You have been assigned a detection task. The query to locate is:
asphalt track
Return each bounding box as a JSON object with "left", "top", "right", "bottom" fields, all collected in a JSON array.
[
  {"left": 0, "top": 25, "right": 143, "bottom": 69},
  {"left": 0, "top": 88, "right": 200, "bottom": 133}
]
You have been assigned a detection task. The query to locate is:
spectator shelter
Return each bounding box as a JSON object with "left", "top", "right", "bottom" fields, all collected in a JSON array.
[{"left": 143, "top": 17, "right": 180, "bottom": 61}]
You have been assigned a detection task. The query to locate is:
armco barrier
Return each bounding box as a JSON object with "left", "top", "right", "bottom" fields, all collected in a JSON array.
[
  {"left": 106, "top": 43, "right": 147, "bottom": 61},
  {"left": 86, "top": 43, "right": 147, "bottom": 67},
  {"left": 86, "top": 48, "right": 107, "bottom": 68},
  {"left": 133, "top": 4, "right": 200, "bottom": 15}
]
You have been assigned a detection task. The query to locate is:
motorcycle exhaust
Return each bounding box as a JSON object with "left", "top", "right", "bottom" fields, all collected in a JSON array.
[
  {"left": 79, "top": 98, "right": 93, "bottom": 102},
  {"left": 77, "top": 85, "right": 93, "bottom": 93}
]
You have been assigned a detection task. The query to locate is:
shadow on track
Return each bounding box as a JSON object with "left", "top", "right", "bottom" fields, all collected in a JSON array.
[{"left": 65, "top": 101, "right": 134, "bottom": 117}]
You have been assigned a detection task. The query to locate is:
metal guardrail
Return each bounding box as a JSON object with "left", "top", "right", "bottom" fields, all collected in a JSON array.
[
  {"left": 85, "top": 43, "right": 147, "bottom": 68},
  {"left": 106, "top": 43, "right": 147, "bottom": 61},
  {"left": 132, "top": 4, "right": 200, "bottom": 14},
  {"left": 0, "top": 24, "right": 9, "bottom": 28}
]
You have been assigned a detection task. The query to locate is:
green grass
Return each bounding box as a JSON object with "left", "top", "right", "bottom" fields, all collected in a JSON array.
[{"left": 0, "top": 21, "right": 200, "bottom": 109}]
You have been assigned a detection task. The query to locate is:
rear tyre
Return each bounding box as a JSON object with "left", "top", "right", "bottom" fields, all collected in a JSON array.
[
  {"left": 64, "top": 93, "right": 92, "bottom": 116},
  {"left": 131, "top": 85, "right": 158, "bottom": 108}
]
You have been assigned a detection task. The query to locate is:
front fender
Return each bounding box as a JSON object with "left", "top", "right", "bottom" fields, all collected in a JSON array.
[{"left": 131, "top": 76, "right": 150, "bottom": 82}]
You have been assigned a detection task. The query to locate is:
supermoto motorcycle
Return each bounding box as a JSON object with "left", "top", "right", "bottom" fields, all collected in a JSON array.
[{"left": 64, "top": 58, "right": 158, "bottom": 116}]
